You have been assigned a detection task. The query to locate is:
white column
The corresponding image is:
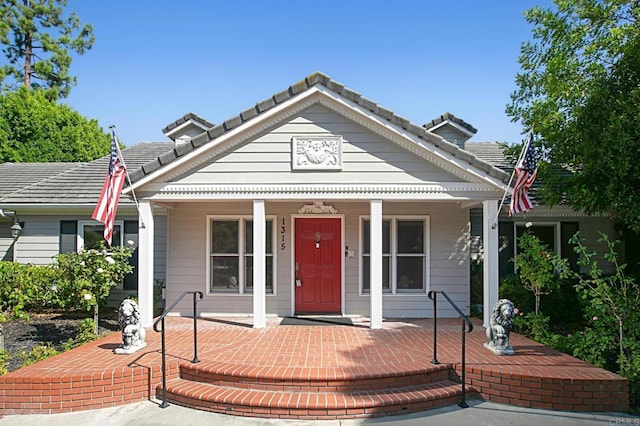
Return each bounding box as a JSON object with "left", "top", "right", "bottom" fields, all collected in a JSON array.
[
  {"left": 138, "top": 200, "right": 155, "bottom": 328},
  {"left": 483, "top": 199, "right": 499, "bottom": 328},
  {"left": 252, "top": 200, "right": 266, "bottom": 329},
  {"left": 370, "top": 199, "right": 383, "bottom": 329}
]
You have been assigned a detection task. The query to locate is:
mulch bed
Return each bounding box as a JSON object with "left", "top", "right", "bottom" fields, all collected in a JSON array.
[{"left": 2, "top": 310, "right": 120, "bottom": 372}]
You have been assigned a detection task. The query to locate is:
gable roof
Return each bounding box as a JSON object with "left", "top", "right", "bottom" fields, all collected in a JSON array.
[
  {"left": 128, "top": 72, "right": 510, "bottom": 186},
  {"left": 0, "top": 143, "right": 173, "bottom": 206},
  {"left": 162, "top": 112, "right": 215, "bottom": 141},
  {"left": 423, "top": 112, "right": 477, "bottom": 136}
]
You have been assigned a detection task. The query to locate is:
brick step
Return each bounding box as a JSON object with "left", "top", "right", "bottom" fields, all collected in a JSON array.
[
  {"left": 158, "top": 379, "right": 467, "bottom": 419},
  {"left": 178, "top": 360, "right": 453, "bottom": 392}
]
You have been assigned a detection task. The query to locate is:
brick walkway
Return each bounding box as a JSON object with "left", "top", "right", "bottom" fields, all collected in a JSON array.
[{"left": 0, "top": 317, "right": 629, "bottom": 419}]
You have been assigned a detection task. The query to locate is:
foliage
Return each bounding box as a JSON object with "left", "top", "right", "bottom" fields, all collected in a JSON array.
[
  {"left": 61, "top": 318, "right": 97, "bottom": 351},
  {"left": 18, "top": 343, "right": 58, "bottom": 367},
  {"left": 54, "top": 242, "right": 134, "bottom": 333},
  {"left": 0, "top": 349, "right": 9, "bottom": 375},
  {"left": 0, "top": 261, "right": 31, "bottom": 324},
  {"left": 499, "top": 274, "right": 535, "bottom": 314},
  {"left": 0, "top": 0, "right": 94, "bottom": 100},
  {"left": 570, "top": 231, "right": 640, "bottom": 375},
  {"left": 513, "top": 232, "right": 570, "bottom": 314},
  {"left": 0, "top": 87, "right": 111, "bottom": 162},
  {"left": 507, "top": 0, "right": 640, "bottom": 232}
]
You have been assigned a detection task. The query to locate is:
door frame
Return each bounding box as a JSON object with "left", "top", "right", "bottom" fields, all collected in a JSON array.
[{"left": 290, "top": 214, "right": 345, "bottom": 316}]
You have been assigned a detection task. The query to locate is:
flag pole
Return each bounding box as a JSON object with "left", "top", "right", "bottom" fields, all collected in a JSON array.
[
  {"left": 110, "top": 125, "right": 146, "bottom": 229},
  {"left": 490, "top": 131, "right": 533, "bottom": 229}
]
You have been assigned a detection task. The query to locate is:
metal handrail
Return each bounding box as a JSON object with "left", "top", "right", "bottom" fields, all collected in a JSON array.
[
  {"left": 427, "top": 290, "right": 473, "bottom": 408},
  {"left": 153, "top": 290, "right": 203, "bottom": 408}
]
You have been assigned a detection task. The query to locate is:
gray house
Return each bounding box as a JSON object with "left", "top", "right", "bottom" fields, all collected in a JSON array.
[{"left": 0, "top": 72, "right": 622, "bottom": 328}]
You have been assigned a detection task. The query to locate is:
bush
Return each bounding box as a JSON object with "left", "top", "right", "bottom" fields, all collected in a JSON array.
[
  {"left": 0, "top": 349, "right": 9, "bottom": 375},
  {"left": 18, "top": 344, "right": 59, "bottom": 367},
  {"left": 499, "top": 274, "right": 535, "bottom": 314}
]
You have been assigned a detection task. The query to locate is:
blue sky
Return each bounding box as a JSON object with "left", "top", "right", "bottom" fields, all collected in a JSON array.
[{"left": 63, "top": 1, "right": 550, "bottom": 147}]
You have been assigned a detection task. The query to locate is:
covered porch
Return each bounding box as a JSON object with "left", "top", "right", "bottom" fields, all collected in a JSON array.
[{"left": 134, "top": 197, "right": 501, "bottom": 330}]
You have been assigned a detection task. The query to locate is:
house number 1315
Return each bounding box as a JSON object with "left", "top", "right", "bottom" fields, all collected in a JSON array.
[{"left": 280, "top": 218, "right": 286, "bottom": 251}]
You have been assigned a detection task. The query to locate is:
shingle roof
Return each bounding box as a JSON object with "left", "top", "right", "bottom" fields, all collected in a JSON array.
[
  {"left": 161, "top": 112, "right": 215, "bottom": 135},
  {"left": 465, "top": 142, "right": 512, "bottom": 170},
  {"left": 130, "top": 72, "right": 509, "bottom": 185},
  {"left": 0, "top": 163, "right": 81, "bottom": 197},
  {"left": 0, "top": 143, "right": 173, "bottom": 204},
  {"left": 423, "top": 112, "right": 477, "bottom": 135}
]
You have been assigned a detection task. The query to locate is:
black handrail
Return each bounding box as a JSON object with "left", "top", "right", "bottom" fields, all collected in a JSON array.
[
  {"left": 427, "top": 290, "right": 473, "bottom": 408},
  {"left": 153, "top": 290, "right": 203, "bottom": 408}
]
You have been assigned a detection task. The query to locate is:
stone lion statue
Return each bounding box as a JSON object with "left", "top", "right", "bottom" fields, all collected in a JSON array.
[
  {"left": 114, "top": 298, "right": 147, "bottom": 354},
  {"left": 484, "top": 299, "right": 515, "bottom": 355}
]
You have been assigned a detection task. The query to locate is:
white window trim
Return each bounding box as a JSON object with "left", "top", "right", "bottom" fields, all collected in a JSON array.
[
  {"left": 78, "top": 220, "right": 124, "bottom": 251},
  {"left": 359, "top": 215, "right": 430, "bottom": 295},
  {"left": 206, "top": 215, "right": 277, "bottom": 296}
]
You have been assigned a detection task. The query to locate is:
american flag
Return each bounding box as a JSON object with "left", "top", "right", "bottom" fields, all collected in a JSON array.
[
  {"left": 509, "top": 132, "right": 537, "bottom": 216},
  {"left": 92, "top": 132, "right": 126, "bottom": 246}
]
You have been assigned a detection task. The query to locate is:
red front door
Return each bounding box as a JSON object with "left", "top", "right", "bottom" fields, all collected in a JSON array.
[{"left": 295, "top": 217, "right": 342, "bottom": 314}]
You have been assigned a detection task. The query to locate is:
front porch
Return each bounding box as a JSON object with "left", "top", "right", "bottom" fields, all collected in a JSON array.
[{"left": 0, "top": 316, "right": 629, "bottom": 419}]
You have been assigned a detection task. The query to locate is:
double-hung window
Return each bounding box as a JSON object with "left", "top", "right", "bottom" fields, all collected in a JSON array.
[
  {"left": 361, "top": 216, "right": 429, "bottom": 294},
  {"left": 208, "top": 217, "right": 274, "bottom": 294},
  {"left": 78, "top": 220, "right": 123, "bottom": 249}
]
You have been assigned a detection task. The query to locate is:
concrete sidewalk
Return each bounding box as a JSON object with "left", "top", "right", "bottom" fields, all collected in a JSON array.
[{"left": 1, "top": 399, "right": 637, "bottom": 426}]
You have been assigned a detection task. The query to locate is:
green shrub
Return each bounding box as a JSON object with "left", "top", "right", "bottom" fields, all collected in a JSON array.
[
  {"left": 0, "top": 261, "right": 32, "bottom": 323},
  {"left": 0, "top": 349, "right": 9, "bottom": 375},
  {"left": 19, "top": 344, "right": 59, "bottom": 367},
  {"left": 499, "top": 274, "right": 535, "bottom": 314}
]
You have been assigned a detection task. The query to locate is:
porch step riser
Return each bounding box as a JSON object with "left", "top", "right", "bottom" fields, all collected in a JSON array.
[
  {"left": 157, "top": 380, "right": 467, "bottom": 420},
  {"left": 179, "top": 366, "right": 452, "bottom": 392}
]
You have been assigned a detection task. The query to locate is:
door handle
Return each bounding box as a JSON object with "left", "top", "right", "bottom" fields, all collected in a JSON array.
[{"left": 295, "top": 262, "right": 302, "bottom": 287}]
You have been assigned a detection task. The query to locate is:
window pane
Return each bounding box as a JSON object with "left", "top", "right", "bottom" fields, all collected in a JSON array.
[
  {"left": 363, "top": 220, "right": 390, "bottom": 254},
  {"left": 210, "top": 256, "right": 239, "bottom": 292},
  {"left": 83, "top": 224, "right": 121, "bottom": 249},
  {"left": 245, "top": 220, "right": 273, "bottom": 254},
  {"left": 397, "top": 221, "right": 424, "bottom": 254},
  {"left": 212, "top": 221, "right": 238, "bottom": 253},
  {"left": 362, "top": 256, "right": 390, "bottom": 292},
  {"left": 516, "top": 225, "right": 555, "bottom": 252},
  {"left": 244, "top": 255, "right": 274, "bottom": 293},
  {"left": 397, "top": 257, "right": 424, "bottom": 291}
]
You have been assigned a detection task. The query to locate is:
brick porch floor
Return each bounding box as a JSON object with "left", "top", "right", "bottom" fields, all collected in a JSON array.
[{"left": 0, "top": 316, "right": 630, "bottom": 419}]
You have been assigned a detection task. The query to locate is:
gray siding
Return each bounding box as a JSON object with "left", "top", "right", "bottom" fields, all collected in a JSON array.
[
  {"left": 10, "top": 213, "right": 167, "bottom": 281},
  {"left": 0, "top": 223, "right": 13, "bottom": 261},
  {"left": 173, "top": 105, "right": 461, "bottom": 185}
]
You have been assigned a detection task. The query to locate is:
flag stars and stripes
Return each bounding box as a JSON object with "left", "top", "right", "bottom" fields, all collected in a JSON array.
[
  {"left": 92, "top": 132, "right": 127, "bottom": 246},
  {"left": 509, "top": 132, "right": 538, "bottom": 216}
]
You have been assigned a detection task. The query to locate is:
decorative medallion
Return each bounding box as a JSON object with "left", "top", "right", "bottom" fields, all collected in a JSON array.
[
  {"left": 298, "top": 201, "right": 338, "bottom": 214},
  {"left": 292, "top": 136, "right": 342, "bottom": 170}
]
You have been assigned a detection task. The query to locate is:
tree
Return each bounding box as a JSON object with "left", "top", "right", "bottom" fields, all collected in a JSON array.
[
  {"left": 0, "top": 87, "right": 111, "bottom": 162},
  {"left": 507, "top": 0, "right": 640, "bottom": 232},
  {"left": 0, "top": 0, "right": 94, "bottom": 100},
  {"left": 513, "top": 231, "right": 570, "bottom": 314}
]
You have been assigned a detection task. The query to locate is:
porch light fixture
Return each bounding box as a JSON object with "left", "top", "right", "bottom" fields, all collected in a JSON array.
[{"left": 11, "top": 220, "right": 22, "bottom": 239}]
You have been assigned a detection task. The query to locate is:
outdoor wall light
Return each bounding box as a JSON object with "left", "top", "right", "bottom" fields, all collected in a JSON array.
[{"left": 11, "top": 220, "right": 23, "bottom": 239}]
